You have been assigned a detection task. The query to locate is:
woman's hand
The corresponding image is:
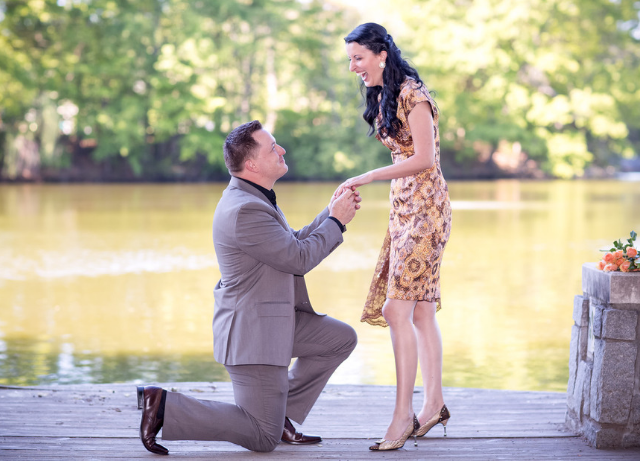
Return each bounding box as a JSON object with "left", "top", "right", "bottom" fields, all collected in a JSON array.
[
  {"left": 334, "top": 172, "right": 374, "bottom": 197},
  {"left": 329, "top": 172, "right": 374, "bottom": 208}
]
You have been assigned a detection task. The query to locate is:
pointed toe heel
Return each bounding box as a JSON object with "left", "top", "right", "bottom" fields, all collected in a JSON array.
[
  {"left": 369, "top": 415, "right": 419, "bottom": 451},
  {"left": 415, "top": 404, "right": 450, "bottom": 438}
]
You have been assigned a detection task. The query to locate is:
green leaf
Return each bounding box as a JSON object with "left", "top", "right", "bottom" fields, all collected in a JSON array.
[{"left": 631, "top": 231, "right": 637, "bottom": 240}]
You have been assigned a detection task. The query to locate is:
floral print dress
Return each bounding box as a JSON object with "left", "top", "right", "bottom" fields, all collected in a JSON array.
[{"left": 361, "top": 78, "right": 452, "bottom": 327}]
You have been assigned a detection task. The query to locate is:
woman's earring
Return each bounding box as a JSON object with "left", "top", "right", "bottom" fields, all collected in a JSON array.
[{"left": 379, "top": 61, "right": 386, "bottom": 69}]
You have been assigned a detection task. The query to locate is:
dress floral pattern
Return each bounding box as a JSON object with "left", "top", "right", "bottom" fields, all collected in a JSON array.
[{"left": 361, "top": 78, "right": 452, "bottom": 327}]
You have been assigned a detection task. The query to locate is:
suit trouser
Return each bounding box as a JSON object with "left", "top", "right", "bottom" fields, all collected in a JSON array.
[{"left": 162, "top": 311, "right": 357, "bottom": 452}]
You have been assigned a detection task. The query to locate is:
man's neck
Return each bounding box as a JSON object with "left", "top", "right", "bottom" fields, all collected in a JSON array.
[
  {"left": 234, "top": 173, "right": 274, "bottom": 191},
  {"left": 235, "top": 176, "right": 278, "bottom": 208}
]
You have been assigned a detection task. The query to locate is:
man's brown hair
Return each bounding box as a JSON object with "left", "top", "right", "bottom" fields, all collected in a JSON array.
[{"left": 223, "top": 120, "right": 263, "bottom": 173}]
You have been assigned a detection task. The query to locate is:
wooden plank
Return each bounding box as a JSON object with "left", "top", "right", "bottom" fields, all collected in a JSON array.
[
  {"left": 2, "top": 383, "right": 640, "bottom": 459},
  {"left": 0, "top": 384, "right": 570, "bottom": 439},
  {"left": 2, "top": 437, "right": 640, "bottom": 460}
]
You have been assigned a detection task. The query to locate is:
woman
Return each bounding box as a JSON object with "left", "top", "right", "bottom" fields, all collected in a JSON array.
[{"left": 340, "top": 23, "right": 452, "bottom": 451}]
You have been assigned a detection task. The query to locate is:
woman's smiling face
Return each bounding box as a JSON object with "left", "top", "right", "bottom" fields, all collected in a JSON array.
[{"left": 346, "top": 41, "right": 387, "bottom": 87}]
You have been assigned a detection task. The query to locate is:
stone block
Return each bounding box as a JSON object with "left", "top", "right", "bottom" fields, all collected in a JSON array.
[
  {"left": 583, "top": 263, "right": 612, "bottom": 303},
  {"left": 632, "top": 394, "right": 640, "bottom": 426},
  {"left": 580, "top": 417, "right": 628, "bottom": 448},
  {"left": 582, "top": 263, "right": 640, "bottom": 305},
  {"left": 590, "top": 340, "right": 636, "bottom": 424},
  {"left": 573, "top": 295, "right": 589, "bottom": 326},
  {"left": 572, "top": 360, "right": 590, "bottom": 417},
  {"left": 583, "top": 361, "right": 592, "bottom": 417},
  {"left": 567, "top": 325, "right": 579, "bottom": 396},
  {"left": 579, "top": 326, "right": 588, "bottom": 361},
  {"left": 610, "top": 271, "right": 640, "bottom": 304},
  {"left": 602, "top": 309, "right": 638, "bottom": 341},
  {"left": 623, "top": 429, "right": 640, "bottom": 448},
  {"left": 565, "top": 410, "right": 580, "bottom": 433},
  {"left": 593, "top": 424, "right": 625, "bottom": 448},
  {"left": 591, "top": 301, "right": 604, "bottom": 339}
]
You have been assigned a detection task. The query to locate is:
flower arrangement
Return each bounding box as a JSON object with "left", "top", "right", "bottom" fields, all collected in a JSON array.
[{"left": 596, "top": 231, "right": 640, "bottom": 272}]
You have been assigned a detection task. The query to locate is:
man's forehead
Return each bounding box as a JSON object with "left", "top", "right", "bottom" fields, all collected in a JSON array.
[{"left": 253, "top": 128, "right": 275, "bottom": 146}]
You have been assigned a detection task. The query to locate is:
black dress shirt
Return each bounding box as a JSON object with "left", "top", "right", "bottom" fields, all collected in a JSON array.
[{"left": 235, "top": 177, "right": 345, "bottom": 233}]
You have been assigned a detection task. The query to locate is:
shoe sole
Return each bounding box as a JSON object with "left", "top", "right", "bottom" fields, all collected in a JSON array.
[{"left": 136, "top": 386, "right": 144, "bottom": 410}]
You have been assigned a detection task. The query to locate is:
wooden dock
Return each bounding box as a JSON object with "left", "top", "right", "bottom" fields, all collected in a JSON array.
[{"left": 2, "top": 382, "right": 639, "bottom": 460}]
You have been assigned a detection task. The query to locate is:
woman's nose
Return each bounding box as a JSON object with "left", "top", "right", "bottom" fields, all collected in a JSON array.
[{"left": 349, "top": 60, "right": 356, "bottom": 72}]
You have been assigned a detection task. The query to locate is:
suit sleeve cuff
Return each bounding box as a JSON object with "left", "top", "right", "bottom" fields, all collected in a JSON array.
[{"left": 327, "top": 216, "right": 346, "bottom": 233}]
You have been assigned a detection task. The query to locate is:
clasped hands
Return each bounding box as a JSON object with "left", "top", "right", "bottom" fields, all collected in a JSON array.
[{"left": 328, "top": 173, "right": 372, "bottom": 226}]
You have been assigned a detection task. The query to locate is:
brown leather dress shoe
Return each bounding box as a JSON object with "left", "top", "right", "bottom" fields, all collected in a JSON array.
[
  {"left": 281, "top": 416, "right": 322, "bottom": 445},
  {"left": 137, "top": 386, "right": 169, "bottom": 455}
]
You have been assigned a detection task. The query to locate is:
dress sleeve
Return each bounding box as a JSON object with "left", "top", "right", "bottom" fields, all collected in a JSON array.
[{"left": 400, "top": 81, "right": 436, "bottom": 119}]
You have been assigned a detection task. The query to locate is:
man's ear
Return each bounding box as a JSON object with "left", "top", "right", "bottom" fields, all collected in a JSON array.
[{"left": 244, "top": 158, "right": 258, "bottom": 173}]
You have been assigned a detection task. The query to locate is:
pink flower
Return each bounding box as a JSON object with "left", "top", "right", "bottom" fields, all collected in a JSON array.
[
  {"left": 614, "top": 258, "right": 625, "bottom": 267},
  {"left": 627, "top": 247, "right": 638, "bottom": 258},
  {"left": 604, "top": 263, "right": 619, "bottom": 272},
  {"left": 620, "top": 261, "right": 631, "bottom": 272},
  {"left": 603, "top": 252, "right": 615, "bottom": 263},
  {"left": 596, "top": 261, "right": 606, "bottom": 270}
]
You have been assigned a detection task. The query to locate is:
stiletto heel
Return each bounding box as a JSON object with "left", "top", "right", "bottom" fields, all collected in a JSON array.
[
  {"left": 136, "top": 386, "right": 144, "bottom": 410},
  {"left": 415, "top": 404, "right": 450, "bottom": 438},
  {"left": 370, "top": 415, "right": 420, "bottom": 451}
]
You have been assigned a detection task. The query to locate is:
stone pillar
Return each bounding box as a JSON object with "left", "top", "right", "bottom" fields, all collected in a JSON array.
[{"left": 566, "top": 263, "right": 640, "bottom": 448}]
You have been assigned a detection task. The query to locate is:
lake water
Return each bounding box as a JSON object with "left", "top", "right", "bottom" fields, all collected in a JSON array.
[{"left": 1, "top": 180, "right": 639, "bottom": 391}]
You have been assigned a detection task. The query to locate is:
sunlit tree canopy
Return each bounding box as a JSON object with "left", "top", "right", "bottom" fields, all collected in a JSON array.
[{"left": 1, "top": 0, "right": 639, "bottom": 180}]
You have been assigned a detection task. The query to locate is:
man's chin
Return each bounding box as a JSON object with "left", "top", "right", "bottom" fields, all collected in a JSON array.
[{"left": 277, "top": 165, "right": 288, "bottom": 180}]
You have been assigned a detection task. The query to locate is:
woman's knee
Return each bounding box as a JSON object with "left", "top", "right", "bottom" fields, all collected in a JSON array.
[
  {"left": 382, "top": 301, "right": 413, "bottom": 326},
  {"left": 413, "top": 301, "right": 437, "bottom": 324}
]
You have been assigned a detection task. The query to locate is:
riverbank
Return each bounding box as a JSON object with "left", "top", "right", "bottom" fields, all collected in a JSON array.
[{"left": 2, "top": 382, "right": 640, "bottom": 459}]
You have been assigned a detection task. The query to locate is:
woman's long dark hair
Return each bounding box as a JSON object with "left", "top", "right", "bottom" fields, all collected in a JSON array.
[{"left": 345, "top": 23, "right": 423, "bottom": 138}]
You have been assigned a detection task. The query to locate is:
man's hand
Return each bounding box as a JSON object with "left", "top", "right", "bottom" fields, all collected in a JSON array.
[
  {"left": 333, "top": 172, "right": 374, "bottom": 200},
  {"left": 329, "top": 187, "right": 361, "bottom": 226}
]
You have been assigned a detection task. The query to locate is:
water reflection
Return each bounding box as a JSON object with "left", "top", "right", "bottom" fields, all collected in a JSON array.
[
  {"left": 0, "top": 336, "right": 227, "bottom": 385},
  {"left": 1, "top": 181, "right": 639, "bottom": 390}
]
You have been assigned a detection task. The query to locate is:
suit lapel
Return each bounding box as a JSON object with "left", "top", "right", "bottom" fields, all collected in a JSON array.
[{"left": 229, "top": 177, "right": 290, "bottom": 231}]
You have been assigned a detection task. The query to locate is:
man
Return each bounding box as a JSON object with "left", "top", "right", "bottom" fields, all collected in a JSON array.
[{"left": 136, "top": 120, "right": 360, "bottom": 454}]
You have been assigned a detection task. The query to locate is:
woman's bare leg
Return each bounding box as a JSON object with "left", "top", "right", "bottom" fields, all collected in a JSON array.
[
  {"left": 413, "top": 300, "right": 445, "bottom": 424},
  {"left": 381, "top": 298, "right": 418, "bottom": 440}
]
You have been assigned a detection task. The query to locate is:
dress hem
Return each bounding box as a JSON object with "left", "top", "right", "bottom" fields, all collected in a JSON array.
[{"left": 360, "top": 298, "right": 442, "bottom": 328}]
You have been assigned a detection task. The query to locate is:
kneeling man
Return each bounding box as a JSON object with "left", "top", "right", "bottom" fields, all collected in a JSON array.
[{"left": 137, "top": 120, "right": 360, "bottom": 454}]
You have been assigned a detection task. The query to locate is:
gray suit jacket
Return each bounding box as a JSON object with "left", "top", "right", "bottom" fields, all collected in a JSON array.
[{"left": 212, "top": 177, "right": 344, "bottom": 366}]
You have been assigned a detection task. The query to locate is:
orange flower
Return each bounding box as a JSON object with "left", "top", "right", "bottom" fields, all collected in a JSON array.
[
  {"left": 604, "top": 263, "right": 619, "bottom": 272},
  {"left": 627, "top": 247, "right": 638, "bottom": 258},
  {"left": 620, "top": 261, "right": 631, "bottom": 272},
  {"left": 614, "top": 250, "right": 624, "bottom": 260},
  {"left": 596, "top": 261, "right": 606, "bottom": 270},
  {"left": 614, "top": 258, "right": 625, "bottom": 267},
  {"left": 603, "top": 252, "right": 615, "bottom": 263}
]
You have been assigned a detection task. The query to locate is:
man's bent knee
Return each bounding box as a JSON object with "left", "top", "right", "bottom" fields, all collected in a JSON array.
[{"left": 250, "top": 434, "right": 280, "bottom": 453}]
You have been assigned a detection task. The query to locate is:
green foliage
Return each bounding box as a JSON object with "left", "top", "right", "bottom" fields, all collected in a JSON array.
[{"left": 0, "top": 0, "right": 639, "bottom": 180}]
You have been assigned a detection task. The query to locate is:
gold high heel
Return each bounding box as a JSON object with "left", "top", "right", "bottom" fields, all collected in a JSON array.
[
  {"left": 415, "top": 404, "right": 450, "bottom": 437},
  {"left": 369, "top": 415, "right": 420, "bottom": 451}
]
